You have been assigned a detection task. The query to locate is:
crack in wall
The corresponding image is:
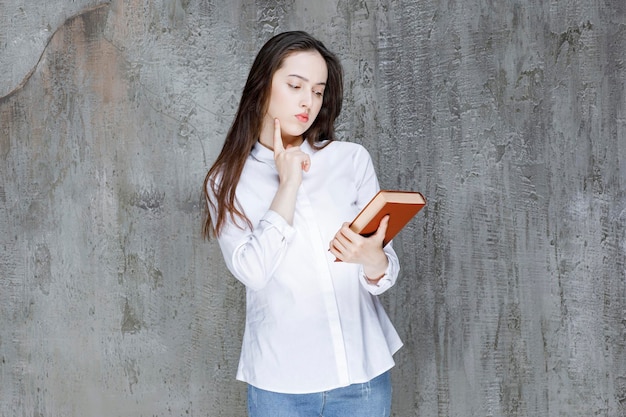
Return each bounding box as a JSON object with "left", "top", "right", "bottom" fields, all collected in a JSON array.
[{"left": 0, "top": 2, "right": 111, "bottom": 102}]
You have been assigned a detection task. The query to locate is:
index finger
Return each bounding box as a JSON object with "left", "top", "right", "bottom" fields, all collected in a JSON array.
[
  {"left": 340, "top": 222, "right": 358, "bottom": 240},
  {"left": 273, "top": 118, "right": 285, "bottom": 154}
]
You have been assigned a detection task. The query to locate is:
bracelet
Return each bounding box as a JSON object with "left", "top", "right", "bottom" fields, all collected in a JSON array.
[{"left": 365, "top": 272, "right": 386, "bottom": 284}]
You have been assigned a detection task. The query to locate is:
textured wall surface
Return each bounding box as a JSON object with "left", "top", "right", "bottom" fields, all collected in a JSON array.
[{"left": 1, "top": 1, "right": 624, "bottom": 416}]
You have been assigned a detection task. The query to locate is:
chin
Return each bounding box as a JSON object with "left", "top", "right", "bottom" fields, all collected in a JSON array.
[{"left": 283, "top": 126, "right": 308, "bottom": 138}]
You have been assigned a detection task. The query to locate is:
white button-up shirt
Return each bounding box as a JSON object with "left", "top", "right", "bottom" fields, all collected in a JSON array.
[{"left": 207, "top": 139, "right": 403, "bottom": 394}]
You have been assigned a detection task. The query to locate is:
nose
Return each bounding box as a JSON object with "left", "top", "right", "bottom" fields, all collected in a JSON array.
[{"left": 300, "top": 91, "right": 313, "bottom": 109}]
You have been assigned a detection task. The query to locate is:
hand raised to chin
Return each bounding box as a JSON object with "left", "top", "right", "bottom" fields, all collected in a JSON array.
[{"left": 272, "top": 118, "right": 311, "bottom": 187}]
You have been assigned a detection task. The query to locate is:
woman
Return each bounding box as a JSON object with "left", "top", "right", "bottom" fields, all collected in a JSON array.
[{"left": 203, "top": 31, "right": 403, "bottom": 417}]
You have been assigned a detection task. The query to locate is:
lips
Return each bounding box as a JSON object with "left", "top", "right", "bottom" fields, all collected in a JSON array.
[{"left": 295, "top": 113, "right": 309, "bottom": 123}]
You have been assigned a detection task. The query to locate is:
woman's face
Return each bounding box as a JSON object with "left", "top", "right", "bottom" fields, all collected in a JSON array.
[{"left": 262, "top": 50, "right": 328, "bottom": 146}]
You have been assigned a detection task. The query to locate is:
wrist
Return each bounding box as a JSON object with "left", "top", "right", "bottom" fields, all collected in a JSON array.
[
  {"left": 277, "top": 179, "right": 301, "bottom": 192},
  {"left": 365, "top": 271, "right": 386, "bottom": 284},
  {"left": 363, "top": 255, "right": 388, "bottom": 284}
]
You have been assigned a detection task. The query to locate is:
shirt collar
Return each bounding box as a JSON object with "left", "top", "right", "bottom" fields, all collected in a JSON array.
[
  {"left": 251, "top": 141, "right": 274, "bottom": 164},
  {"left": 251, "top": 140, "right": 317, "bottom": 166}
]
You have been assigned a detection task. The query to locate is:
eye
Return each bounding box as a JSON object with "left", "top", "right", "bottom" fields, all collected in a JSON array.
[
  {"left": 314, "top": 90, "right": 324, "bottom": 97},
  {"left": 288, "top": 83, "right": 301, "bottom": 89}
]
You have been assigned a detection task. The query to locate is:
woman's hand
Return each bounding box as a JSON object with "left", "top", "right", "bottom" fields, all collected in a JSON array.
[
  {"left": 268, "top": 119, "right": 310, "bottom": 225},
  {"left": 272, "top": 118, "right": 310, "bottom": 187},
  {"left": 329, "top": 215, "right": 390, "bottom": 283}
]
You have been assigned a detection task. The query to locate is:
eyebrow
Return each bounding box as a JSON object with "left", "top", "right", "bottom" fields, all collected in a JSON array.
[{"left": 288, "top": 74, "right": 326, "bottom": 86}]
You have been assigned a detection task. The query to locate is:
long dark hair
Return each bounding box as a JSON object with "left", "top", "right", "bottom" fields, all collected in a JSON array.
[{"left": 202, "top": 31, "right": 344, "bottom": 238}]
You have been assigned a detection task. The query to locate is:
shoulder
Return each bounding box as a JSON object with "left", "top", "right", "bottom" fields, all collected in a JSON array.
[
  {"left": 323, "top": 140, "right": 365, "bottom": 151},
  {"left": 320, "top": 140, "right": 371, "bottom": 160}
]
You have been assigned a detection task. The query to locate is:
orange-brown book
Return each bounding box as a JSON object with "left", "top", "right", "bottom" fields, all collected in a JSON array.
[{"left": 350, "top": 190, "right": 426, "bottom": 246}]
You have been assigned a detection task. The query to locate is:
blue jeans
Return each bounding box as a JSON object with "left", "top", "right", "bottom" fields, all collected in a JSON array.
[{"left": 247, "top": 371, "right": 392, "bottom": 417}]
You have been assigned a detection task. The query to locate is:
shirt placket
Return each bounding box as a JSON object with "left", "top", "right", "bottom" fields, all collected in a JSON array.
[{"left": 297, "top": 184, "right": 351, "bottom": 386}]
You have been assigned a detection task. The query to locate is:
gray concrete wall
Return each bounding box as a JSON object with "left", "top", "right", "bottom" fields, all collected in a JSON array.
[{"left": 1, "top": 0, "right": 624, "bottom": 416}]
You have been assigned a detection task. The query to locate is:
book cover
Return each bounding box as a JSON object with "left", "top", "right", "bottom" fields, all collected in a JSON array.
[{"left": 350, "top": 190, "right": 426, "bottom": 246}]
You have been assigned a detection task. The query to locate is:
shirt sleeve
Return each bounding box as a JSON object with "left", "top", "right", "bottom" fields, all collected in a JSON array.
[
  {"left": 351, "top": 145, "right": 401, "bottom": 295},
  {"left": 229, "top": 210, "right": 297, "bottom": 291},
  {"left": 358, "top": 242, "right": 400, "bottom": 295},
  {"left": 207, "top": 186, "right": 295, "bottom": 291}
]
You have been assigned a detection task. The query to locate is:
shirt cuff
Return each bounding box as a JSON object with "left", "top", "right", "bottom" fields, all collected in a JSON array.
[
  {"left": 260, "top": 210, "right": 296, "bottom": 243},
  {"left": 359, "top": 266, "right": 393, "bottom": 295}
]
